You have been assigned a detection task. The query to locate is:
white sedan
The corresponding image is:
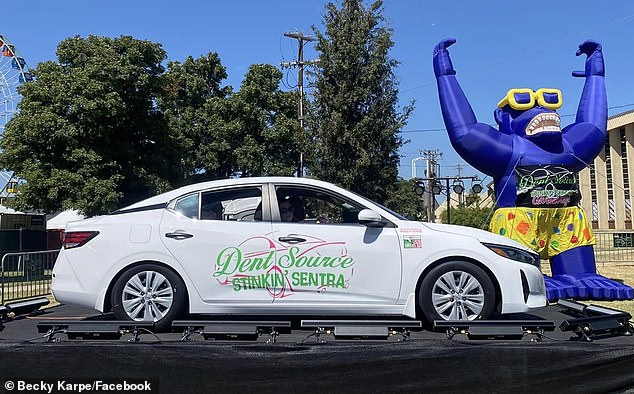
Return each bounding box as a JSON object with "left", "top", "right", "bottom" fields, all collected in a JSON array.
[{"left": 52, "top": 177, "right": 547, "bottom": 330}]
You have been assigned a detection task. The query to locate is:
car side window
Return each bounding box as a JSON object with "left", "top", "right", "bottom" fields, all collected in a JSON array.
[
  {"left": 201, "top": 187, "right": 262, "bottom": 221},
  {"left": 275, "top": 186, "right": 364, "bottom": 225},
  {"left": 174, "top": 194, "right": 200, "bottom": 219}
]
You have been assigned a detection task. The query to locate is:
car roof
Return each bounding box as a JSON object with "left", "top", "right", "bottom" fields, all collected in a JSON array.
[{"left": 121, "top": 177, "right": 343, "bottom": 211}]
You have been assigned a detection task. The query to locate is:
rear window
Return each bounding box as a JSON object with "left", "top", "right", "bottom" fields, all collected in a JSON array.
[{"left": 174, "top": 194, "right": 200, "bottom": 219}]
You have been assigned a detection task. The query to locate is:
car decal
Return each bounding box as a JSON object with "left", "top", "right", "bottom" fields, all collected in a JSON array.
[
  {"left": 403, "top": 235, "right": 422, "bottom": 249},
  {"left": 213, "top": 234, "right": 355, "bottom": 299}
]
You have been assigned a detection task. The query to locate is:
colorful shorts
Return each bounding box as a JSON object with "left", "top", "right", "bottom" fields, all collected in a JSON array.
[{"left": 489, "top": 207, "right": 595, "bottom": 259}]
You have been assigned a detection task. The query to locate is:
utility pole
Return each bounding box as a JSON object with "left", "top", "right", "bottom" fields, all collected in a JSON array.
[
  {"left": 281, "top": 31, "right": 316, "bottom": 177},
  {"left": 452, "top": 163, "right": 464, "bottom": 178},
  {"left": 414, "top": 174, "right": 480, "bottom": 224},
  {"left": 413, "top": 151, "right": 483, "bottom": 224},
  {"left": 451, "top": 163, "right": 465, "bottom": 205},
  {"left": 422, "top": 150, "right": 442, "bottom": 223}
]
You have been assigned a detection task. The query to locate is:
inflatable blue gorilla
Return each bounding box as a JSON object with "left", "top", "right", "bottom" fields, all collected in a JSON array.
[{"left": 433, "top": 38, "right": 634, "bottom": 301}]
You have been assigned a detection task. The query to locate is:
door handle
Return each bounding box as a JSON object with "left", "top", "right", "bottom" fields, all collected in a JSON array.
[
  {"left": 278, "top": 236, "right": 306, "bottom": 244},
  {"left": 165, "top": 232, "right": 194, "bottom": 240}
]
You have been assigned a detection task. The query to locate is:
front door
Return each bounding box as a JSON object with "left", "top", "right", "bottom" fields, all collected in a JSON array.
[{"left": 267, "top": 184, "right": 402, "bottom": 306}]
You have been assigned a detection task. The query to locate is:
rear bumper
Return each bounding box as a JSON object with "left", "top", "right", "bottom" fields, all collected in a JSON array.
[
  {"left": 51, "top": 251, "right": 102, "bottom": 311},
  {"left": 50, "top": 287, "right": 99, "bottom": 310}
]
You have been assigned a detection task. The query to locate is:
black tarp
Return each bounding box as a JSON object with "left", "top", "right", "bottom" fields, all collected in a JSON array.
[{"left": 1, "top": 340, "right": 633, "bottom": 393}]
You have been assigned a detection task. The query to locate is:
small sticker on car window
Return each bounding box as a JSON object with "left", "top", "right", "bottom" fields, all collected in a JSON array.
[{"left": 403, "top": 235, "right": 422, "bottom": 249}]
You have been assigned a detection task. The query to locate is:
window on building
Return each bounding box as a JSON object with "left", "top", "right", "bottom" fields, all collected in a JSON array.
[
  {"left": 620, "top": 128, "right": 632, "bottom": 224},
  {"left": 590, "top": 163, "right": 598, "bottom": 221},
  {"left": 605, "top": 139, "right": 615, "bottom": 221}
]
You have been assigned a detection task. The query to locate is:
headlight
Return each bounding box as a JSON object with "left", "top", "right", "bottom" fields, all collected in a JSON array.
[{"left": 482, "top": 243, "right": 541, "bottom": 269}]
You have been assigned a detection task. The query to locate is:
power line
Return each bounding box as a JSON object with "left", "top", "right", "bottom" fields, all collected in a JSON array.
[
  {"left": 401, "top": 12, "right": 634, "bottom": 93},
  {"left": 400, "top": 103, "right": 634, "bottom": 133}
]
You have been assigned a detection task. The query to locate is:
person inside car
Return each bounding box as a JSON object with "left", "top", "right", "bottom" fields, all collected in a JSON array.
[
  {"left": 278, "top": 196, "right": 305, "bottom": 222},
  {"left": 201, "top": 202, "right": 223, "bottom": 220}
]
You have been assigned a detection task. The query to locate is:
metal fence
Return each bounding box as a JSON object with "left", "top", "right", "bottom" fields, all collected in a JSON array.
[
  {"left": 594, "top": 230, "right": 634, "bottom": 265},
  {"left": 0, "top": 232, "right": 632, "bottom": 304},
  {"left": 1, "top": 249, "right": 60, "bottom": 304}
]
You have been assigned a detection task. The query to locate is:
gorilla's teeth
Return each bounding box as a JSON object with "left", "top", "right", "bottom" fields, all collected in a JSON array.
[{"left": 526, "top": 113, "right": 562, "bottom": 135}]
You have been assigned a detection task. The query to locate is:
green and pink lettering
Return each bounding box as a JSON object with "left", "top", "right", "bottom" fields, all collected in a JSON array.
[{"left": 213, "top": 235, "right": 355, "bottom": 299}]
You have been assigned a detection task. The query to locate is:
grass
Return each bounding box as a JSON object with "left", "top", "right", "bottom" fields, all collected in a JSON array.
[
  {"left": 542, "top": 262, "right": 634, "bottom": 316},
  {"left": 1, "top": 274, "right": 52, "bottom": 303}
]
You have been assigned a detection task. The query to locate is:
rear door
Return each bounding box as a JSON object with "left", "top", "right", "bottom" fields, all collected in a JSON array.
[{"left": 159, "top": 183, "right": 278, "bottom": 304}]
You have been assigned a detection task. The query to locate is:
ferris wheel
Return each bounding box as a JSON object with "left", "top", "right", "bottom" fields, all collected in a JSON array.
[
  {"left": 0, "top": 34, "right": 31, "bottom": 202},
  {"left": 0, "top": 34, "right": 32, "bottom": 133}
]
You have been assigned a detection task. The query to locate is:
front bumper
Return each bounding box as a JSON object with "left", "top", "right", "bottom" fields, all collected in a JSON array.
[{"left": 498, "top": 262, "right": 547, "bottom": 314}]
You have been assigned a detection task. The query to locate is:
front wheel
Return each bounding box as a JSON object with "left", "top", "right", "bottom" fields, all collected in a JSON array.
[
  {"left": 111, "top": 264, "right": 186, "bottom": 331},
  {"left": 419, "top": 261, "right": 496, "bottom": 324}
]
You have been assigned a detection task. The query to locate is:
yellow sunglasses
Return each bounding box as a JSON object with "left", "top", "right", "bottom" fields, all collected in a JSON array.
[{"left": 497, "top": 88, "right": 563, "bottom": 110}]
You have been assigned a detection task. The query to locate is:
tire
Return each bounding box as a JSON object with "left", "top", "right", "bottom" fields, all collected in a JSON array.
[
  {"left": 419, "top": 261, "right": 496, "bottom": 324},
  {"left": 111, "top": 264, "right": 186, "bottom": 331}
]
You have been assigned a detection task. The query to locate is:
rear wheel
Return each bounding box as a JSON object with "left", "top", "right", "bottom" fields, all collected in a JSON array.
[
  {"left": 419, "top": 261, "right": 495, "bottom": 324},
  {"left": 111, "top": 264, "right": 186, "bottom": 331}
]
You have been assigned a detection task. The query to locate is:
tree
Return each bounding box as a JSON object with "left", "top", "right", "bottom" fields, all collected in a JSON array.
[
  {"left": 229, "top": 64, "right": 306, "bottom": 177},
  {"left": 307, "top": 0, "right": 413, "bottom": 203},
  {"left": 159, "top": 53, "right": 232, "bottom": 182},
  {"left": 384, "top": 178, "right": 427, "bottom": 221},
  {"left": 440, "top": 205, "right": 493, "bottom": 229},
  {"left": 161, "top": 61, "right": 303, "bottom": 181},
  {"left": 0, "top": 35, "right": 178, "bottom": 216}
]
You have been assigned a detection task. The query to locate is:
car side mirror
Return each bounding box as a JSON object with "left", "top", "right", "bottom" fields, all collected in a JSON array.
[{"left": 358, "top": 209, "right": 385, "bottom": 227}]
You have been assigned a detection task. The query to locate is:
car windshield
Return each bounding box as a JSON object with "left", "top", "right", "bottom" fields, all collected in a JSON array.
[
  {"left": 370, "top": 201, "right": 408, "bottom": 221},
  {"left": 346, "top": 189, "right": 408, "bottom": 221}
]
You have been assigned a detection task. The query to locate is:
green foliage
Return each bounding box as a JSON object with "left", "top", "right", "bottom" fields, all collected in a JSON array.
[
  {"left": 384, "top": 179, "right": 427, "bottom": 220},
  {"left": 307, "top": 0, "right": 413, "bottom": 203},
  {"left": 0, "top": 10, "right": 412, "bottom": 216},
  {"left": 0, "top": 35, "right": 178, "bottom": 216},
  {"left": 1, "top": 36, "right": 303, "bottom": 215},
  {"left": 227, "top": 64, "right": 305, "bottom": 177},
  {"left": 158, "top": 53, "right": 232, "bottom": 180},
  {"left": 161, "top": 60, "right": 303, "bottom": 181},
  {"left": 440, "top": 205, "right": 493, "bottom": 229}
]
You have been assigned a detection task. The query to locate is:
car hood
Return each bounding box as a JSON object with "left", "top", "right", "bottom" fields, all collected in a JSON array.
[{"left": 419, "top": 222, "right": 537, "bottom": 253}]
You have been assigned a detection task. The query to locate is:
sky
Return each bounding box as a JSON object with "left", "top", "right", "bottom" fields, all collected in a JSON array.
[{"left": 3, "top": 0, "right": 634, "bottom": 189}]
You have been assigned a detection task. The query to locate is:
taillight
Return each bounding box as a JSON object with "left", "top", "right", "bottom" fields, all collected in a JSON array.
[{"left": 63, "top": 231, "right": 99, "bottom": 249}]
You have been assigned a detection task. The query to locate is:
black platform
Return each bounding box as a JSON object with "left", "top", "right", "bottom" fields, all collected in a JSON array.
[{"left": 0, "top": 303, "right": 632, "bottom": 393}]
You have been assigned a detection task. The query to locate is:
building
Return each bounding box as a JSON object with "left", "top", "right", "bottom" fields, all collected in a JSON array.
[
  {"left": 579, "top": 109, "right": 634, "bottom": 230},
  {"left": 433, "top": 182, "right": 495, "bottom": 225}
]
